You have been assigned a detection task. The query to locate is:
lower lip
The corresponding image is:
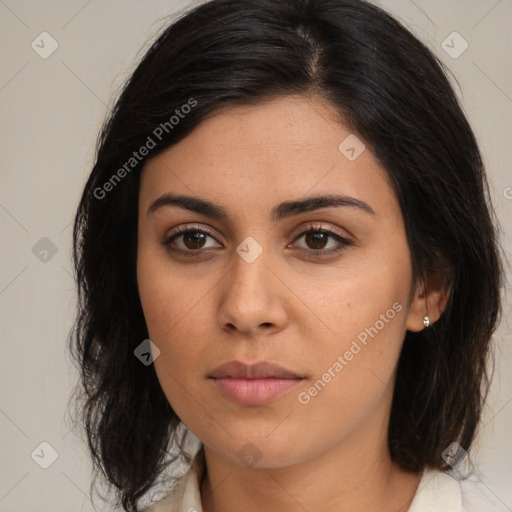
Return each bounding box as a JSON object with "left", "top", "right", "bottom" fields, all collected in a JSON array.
[{"left": 211, "top": 377, "right": 303, "bottom": 405}]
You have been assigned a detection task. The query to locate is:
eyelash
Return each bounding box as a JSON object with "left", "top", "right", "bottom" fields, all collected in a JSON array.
[{"left": 162, "top": 223, "right": 353, "bottom": 258}]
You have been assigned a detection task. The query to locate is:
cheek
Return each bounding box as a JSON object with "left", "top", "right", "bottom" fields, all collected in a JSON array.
[
  {"left": 137, "top": 248, "right": 204, "bottom": 341},
  {"left": 138, "top": 276, "right": 206, "bottom": 423},
  {"left": 296, "top": 302, "right": 406, "bottom": 444},
  {"left": 136, "top": 250, "right": 210, "bottom": 404},
  {"left": 295, "top": 258, "right": 409, "bottom": 351},
  {"left": 296, "top": 257, "right": 409, "bottom": 412},
  {"left": 308, "top": 293, "right": 406, "bottom": 388}
]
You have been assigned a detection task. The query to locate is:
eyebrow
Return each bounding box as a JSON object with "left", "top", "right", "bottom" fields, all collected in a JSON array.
[{"left": 146, "top": 193, "right": 375, "bottom": 220}]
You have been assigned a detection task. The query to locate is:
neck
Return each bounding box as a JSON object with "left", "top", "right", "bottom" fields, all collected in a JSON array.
[{"left": 199, "top": 420, "right": 420, "bottom": 512}]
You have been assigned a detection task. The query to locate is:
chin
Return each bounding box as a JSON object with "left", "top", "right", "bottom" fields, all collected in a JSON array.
[{"left": 204, "top": 428, "right": 311, "bottom": 469}]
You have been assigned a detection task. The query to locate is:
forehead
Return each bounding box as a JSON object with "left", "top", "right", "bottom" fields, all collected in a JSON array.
[{"left": 139, "top": 95, "right": 397, "bottom": 222}]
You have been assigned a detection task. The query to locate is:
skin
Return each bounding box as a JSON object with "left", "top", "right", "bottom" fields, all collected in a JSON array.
[{"left": 137, "top": 94, "right": 447, "bottom": 512}]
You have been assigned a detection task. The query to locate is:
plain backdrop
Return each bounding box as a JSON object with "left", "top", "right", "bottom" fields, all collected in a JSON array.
[{"left": 1, "top": 0, "right": 511, "bottom": 511}]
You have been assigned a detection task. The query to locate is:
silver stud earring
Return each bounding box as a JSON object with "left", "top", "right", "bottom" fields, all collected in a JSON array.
[{"left": 423, "top": 315, "right": 430, "bottom": 328}]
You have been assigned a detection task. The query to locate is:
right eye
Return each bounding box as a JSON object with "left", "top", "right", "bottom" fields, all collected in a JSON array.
[{"left": 162, "top": 225, "right": 223, "bottom": 255}]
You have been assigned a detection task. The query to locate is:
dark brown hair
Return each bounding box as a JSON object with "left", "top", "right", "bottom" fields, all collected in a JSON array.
[{"left": 68, "top": 0, "right": 503, "bottom": 510}]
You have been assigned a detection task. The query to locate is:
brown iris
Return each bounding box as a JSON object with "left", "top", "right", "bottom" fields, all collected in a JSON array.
[
  {"left": 183, "top": 231, "right": 207, "bottom": 250},
  {"left": 305, "top": 232, "right": 328, "bottom": 250}
]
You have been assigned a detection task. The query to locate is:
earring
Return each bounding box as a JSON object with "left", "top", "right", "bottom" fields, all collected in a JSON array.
[{"left": 423, "top": 280, "right": 430, "bottom": 328}]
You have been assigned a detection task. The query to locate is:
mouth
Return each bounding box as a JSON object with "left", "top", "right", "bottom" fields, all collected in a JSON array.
[{"left": 209, "top": 361, "right": 304, "bottom": 406}]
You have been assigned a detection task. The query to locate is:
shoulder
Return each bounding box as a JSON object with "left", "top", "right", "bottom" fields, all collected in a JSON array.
[
  {"left": 408, "top": 468, "right": 509, "bottom": 512},
  {"left": 459, "top": 473, "right": 510, "bottom": 512}
]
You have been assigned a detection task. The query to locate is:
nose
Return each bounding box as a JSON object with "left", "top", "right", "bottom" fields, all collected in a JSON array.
[{"left": 216, "top": 247, "right": 289, "bottom": 337}]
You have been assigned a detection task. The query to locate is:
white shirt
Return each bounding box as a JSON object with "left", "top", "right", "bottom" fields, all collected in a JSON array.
[{"left": 144, "top": 447, "right": 509, "bottom": 512}]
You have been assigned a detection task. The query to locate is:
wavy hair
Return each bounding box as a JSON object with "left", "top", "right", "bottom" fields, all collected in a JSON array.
[{"left": 68, "top": 0, "right": 503, "bottom": 510}]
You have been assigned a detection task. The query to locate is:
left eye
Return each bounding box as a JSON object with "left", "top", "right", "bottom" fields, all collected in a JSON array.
[{"left": 292, "top": 227, "right": 353, "bottom": 254}]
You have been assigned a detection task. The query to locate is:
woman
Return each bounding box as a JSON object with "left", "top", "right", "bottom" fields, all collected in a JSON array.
[{"left": 69, "top": 0, "right": 506, "bottom": 511}]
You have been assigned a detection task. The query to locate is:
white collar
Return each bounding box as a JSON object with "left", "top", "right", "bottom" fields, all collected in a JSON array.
[{"left": 408, "top": 468, "right": 461, "bottom": 511}]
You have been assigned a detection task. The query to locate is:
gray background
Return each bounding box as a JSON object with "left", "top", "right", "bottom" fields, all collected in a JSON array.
[{"left": 0, "top": 0, "right": 511, "bottom": 510}]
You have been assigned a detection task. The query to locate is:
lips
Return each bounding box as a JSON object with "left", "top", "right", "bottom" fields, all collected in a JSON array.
[
  {"left": 209, "top": 361, "right": 304, "bottom": 406},
  {"left": 209, "top": 360, "right": 301, "bottom": 379}
]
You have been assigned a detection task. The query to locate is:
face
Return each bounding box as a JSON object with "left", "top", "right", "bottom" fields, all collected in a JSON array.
[{"left": 137, "top": 94, "right": 424, "bottom": 469}]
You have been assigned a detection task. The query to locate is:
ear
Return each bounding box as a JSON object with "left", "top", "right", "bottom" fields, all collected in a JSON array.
[{"left": 406, "top": 270, "right": 450, "bottom": 332}]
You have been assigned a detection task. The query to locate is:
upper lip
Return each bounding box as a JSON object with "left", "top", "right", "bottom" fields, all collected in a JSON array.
[{"left": 210, "top": 361, "right": 302, "bottom": 379}]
